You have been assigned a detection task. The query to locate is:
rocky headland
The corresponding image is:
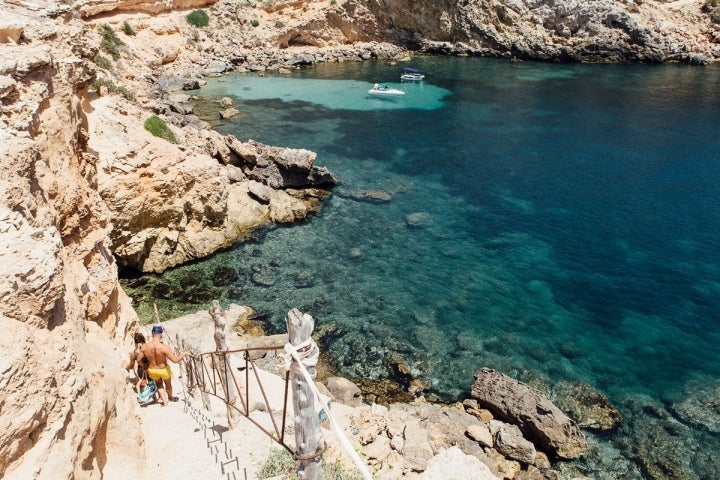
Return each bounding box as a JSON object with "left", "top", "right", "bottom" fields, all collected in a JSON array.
[{"left": 2, "top": 0, "right": 719, "bottom": 479}]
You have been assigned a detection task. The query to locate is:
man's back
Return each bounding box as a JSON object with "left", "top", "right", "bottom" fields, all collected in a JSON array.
[{"left": 142, "top": 339, "right": 170, "bottom": 368}]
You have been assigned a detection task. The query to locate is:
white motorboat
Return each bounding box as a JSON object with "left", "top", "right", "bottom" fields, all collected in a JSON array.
[
  {"left": 400, "top": 67, "right": 425, "bottom": 82},
  {"left": 368, "top": 83, "right": 406, "bottom": 97}
]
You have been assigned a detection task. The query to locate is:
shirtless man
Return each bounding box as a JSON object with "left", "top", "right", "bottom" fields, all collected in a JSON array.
[{"left": 139, "top": 325, "right": 189, "bottom": 406}]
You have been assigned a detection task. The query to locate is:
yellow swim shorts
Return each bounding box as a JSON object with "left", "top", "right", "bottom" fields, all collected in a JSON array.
[{"left": 147, "top": 364, "right": 171, "bottom": 381}]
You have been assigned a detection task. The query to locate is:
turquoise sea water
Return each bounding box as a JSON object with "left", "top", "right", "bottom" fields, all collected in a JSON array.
[{"left": 124, "top": 57, "right": 720, "bottom": 478}]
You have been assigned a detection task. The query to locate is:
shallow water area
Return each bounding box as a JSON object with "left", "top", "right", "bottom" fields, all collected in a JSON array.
[
  {"left": 198, "top": 73, "right": 450, "bottom": 111},
  {"left": 123, "top": 57, "right": 720, "bottom": 479}
]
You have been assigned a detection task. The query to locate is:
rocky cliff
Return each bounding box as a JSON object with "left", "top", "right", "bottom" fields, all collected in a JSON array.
[
  {"left": 1, "top": 0, "right": 718, "bottom": 477},
  {"left": 366, "top": 0, "right": 720, "bottom": 64},
  {"left": 0, "top": 13, "right": 144, "bottom": 477}
]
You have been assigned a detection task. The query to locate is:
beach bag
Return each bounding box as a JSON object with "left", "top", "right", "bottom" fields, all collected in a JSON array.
[{"left": 138, "top": 378, "right": 157, "bottom": 404}]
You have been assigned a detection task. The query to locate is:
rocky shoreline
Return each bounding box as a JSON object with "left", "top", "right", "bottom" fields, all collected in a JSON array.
[
  {"left": 2, "top": 0, "right": 719, "bottom": 478},
  {"left": 163, "top": 303, "right": 612, "bottom": 480}
]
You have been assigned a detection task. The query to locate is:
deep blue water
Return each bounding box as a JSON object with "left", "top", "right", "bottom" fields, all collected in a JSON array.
[{"left": 125, "top": 57, "right": 720, "bottom": 478}]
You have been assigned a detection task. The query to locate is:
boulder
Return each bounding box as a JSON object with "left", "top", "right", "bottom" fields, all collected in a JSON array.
[
  {"left": 204, "top": 60, "right": 228, "bottom": 75},
  {"left": 471, "top": 368, "right": 588, "bottom": 459},
  {"left": 155, "top": 73, "right": 201, "bottom": 92},
  {"left": 325, "top": 376, "right": 363, "bottom": 407},
  {"left": 493, "top": 422, "right": 536, "bottom": 465},
  {"left": 226, "top": 165, "right": 246, "bottom": 183},
  {"left": 226, "top": 136, "right": 258, "bottom": 165},
  {"left": 419, "top": 446, "right": 500, "bottom": 480},
  {"left": 244, "top": 142, "right": 338, "bottom": 189},
  {"left": 467, "top": 423, "right": 493, "bottom": 448},
  {"left": 219, "top": 107, "right": 240, "bottom": 119},
  {"left": 405, "top": 211, "right": 432, "bottom": 228},
  {"left": 402, "top": 419, "right": 434, "bottom": 471},
  {"left": 248, "top": 181, "right": 271, "bottom": 204}
]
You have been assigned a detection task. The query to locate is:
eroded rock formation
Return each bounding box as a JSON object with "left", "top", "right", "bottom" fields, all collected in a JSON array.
[
  {"left": 86, "top": 96, "right": 336, "bottom": 273},
  {"left": 471, "top": 368, "right": 588, "bottom": 459},
  {"left": 0, "top": 22, "right": 144, "bottom": 478},
  {"left": 364, "top": 0, "right": 720, "bottom": 64}
]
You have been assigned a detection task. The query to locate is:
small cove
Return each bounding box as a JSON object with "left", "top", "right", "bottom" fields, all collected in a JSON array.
[{"left": 121, "top": 57, "right": 720, "bottom": 478}]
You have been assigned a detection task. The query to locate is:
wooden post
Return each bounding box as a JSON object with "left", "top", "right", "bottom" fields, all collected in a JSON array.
[
  {"left": 209, "top": 300, "right": 241, "bottom": 428},
  {"left": 286, "top": 308, "right": 323, "bottom": 480}
]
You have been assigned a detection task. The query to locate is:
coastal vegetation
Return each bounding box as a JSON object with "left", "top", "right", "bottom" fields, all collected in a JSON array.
[
  {"left": 91, "top": 78, "right": 135, "bottom": 101},
  {"left": 703, "top": 0, "right": 720, "bottom": 22},
  {"left": 186, "top": 9, "right": 210, "bottom": 28},
  {"left": 122, "top": 21, "right": 136, "bottom": 36},
  {"left": 143, "top": 115, "right": 176, "bottom": 143},
  {"left": 98, "top": 23, "right": 125, "bottom": 60},
  {"left": 258, "top": 447, "right": 363, "bottom": 480},
  {"left": 93, "top": 54, "right": 111, "bottom": 70}
]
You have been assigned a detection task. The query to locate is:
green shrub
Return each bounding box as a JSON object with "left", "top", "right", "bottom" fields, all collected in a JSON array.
[
  {"left": 257, "top": 447, "right": 364, "bottom": 480},
  {"left": 275, "top": 20, "right": 285, "bottom": 28},
  {"left": 122, "top": 21, "right": 136, "bottom": 36},
  {"left": 186, "top": 9, "right": 210, "bottom": 27},
  {"left": 250, "top": 19, "right": 260, "bottom": 27},
  {"left": 93, "top": 54, "right": 112, "bottom": 70},
  {"left": 99, "top": 23, "right": 125, "bottom": 60},
  {"left": 91, "top": 78, "right": 135, "bottom": 102},
  {"left": 144, "top": 115, "right": 176, "bottom": 143},
  {"left": 257, "top": 448, "right": 294, "bottom": 479},
  {"left": 322, "top": 459, "right": 364, "bottom": 480}
]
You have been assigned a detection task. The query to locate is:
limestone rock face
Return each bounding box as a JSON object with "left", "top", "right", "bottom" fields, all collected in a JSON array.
[
  {"left": 76, "top": 0, "right": 220, "bottom": 19},
  {"left": 0, "top": 36, "right": 143, "bottom": 479},
  {"left": 471, "top": 368, "right": 588, "bottom": 459},
  {"left": 363, "top": 0, "right": 720, "bottom": 63},
  {"left": 0, "top": 139, "right": 63, "bottom": 328},
  {"left": 86, "top": 96, "right": 335, "bottom": 273}
]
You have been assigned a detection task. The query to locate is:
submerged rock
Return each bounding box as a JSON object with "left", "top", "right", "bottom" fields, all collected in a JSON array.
[
  {"left": 405, "top": 211, "right": 432, "bottom": 228},
  {"left": 550, "top": 381, "right": 623, "bottom": 431},
  {"left": 336, "top": 188, "right": 394, "bottom": 203},
  {"left": 219, "top": 107, "right": 240, "bottom": 119},
  {"left": 616, "top": 394, "right": 697, "bottom": 480},
  {"left": 672, "top": 379, "right": 720, "bottom": 434},
  {"left": 212, "top": 266, "right": 238, "bottom": 287},
  {"left": 250, "top": 264, "right": 277, "bottom": 287}
]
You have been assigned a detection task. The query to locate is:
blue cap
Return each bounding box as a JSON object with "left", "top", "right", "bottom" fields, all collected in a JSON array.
[{"left": 151, "top": 325, "right": 164, "bottom": 335}]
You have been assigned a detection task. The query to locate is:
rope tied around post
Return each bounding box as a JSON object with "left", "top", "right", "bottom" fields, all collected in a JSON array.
[{"left": 281, "top": 337, "right": 319, "bottom": 373}]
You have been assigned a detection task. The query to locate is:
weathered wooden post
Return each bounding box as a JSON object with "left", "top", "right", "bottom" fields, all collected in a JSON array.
[
  {"left": 286, "top": 308, "right": 323, "bottom": 480},
  {"left": 210, "top": 300, "right": 241, "bottom": 428}
]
